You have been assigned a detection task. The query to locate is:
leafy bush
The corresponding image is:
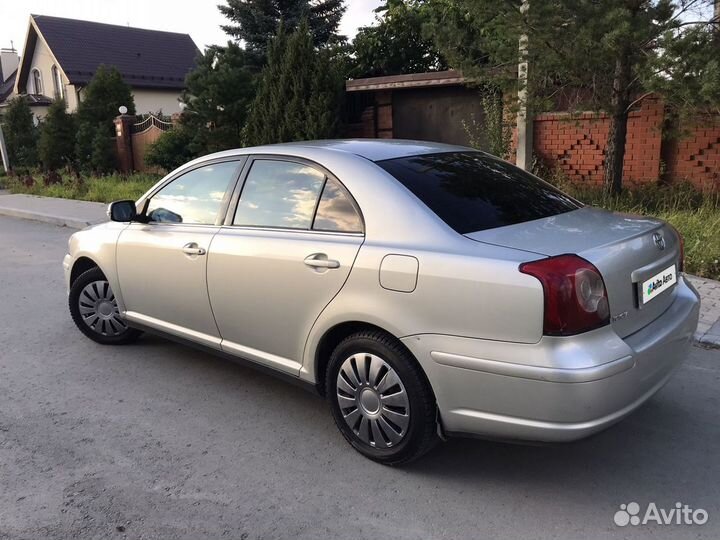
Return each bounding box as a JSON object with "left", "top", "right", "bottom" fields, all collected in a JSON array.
[
  {"left": 145, "top": 128, "right": 196, "bottom": 172},
  {"left": 90, "top": 124, "right": 116, "bottom": 174}
]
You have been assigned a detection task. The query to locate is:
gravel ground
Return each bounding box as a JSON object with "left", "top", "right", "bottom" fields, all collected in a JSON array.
[{"left": 0, "top": 215, "right": 718, "bottom": 540}]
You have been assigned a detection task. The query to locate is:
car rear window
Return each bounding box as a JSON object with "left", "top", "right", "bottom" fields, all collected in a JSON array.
[{"left": 377, "top": 152, "right": 581, "bottom": 234}]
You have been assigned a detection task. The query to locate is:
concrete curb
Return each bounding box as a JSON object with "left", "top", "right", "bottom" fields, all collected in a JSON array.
[
  {"left": 0, "top": 193, "right": 107, "bottom": 229},
  {"left": 0, "top": 204, "right": 102, "bottom": 229},
  {"left": 695, "top": 321, "right": 720, "bottom": 348}
]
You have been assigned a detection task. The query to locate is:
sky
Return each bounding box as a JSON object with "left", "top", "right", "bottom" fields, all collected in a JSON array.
[{"left": 0, "top": 0, "right": 384, "bottom": 54}]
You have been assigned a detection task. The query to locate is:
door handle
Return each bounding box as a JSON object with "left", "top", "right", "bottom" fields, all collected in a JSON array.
[
  {"left": 182, "top": 243, "right": 206, "bottom": 256},
  {"left": 304, "top": 254, "right": 340, "bottom": 269}
]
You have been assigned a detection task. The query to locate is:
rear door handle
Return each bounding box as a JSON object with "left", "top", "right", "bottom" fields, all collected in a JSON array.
[
  {"left": 304, "top": 254, "right": 340, "bottom": 269},
  {"left": 182, "top": 242, "right": 206, "bottom": 256}
]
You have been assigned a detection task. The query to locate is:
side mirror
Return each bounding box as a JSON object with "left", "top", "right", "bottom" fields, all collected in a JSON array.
[{"left": 107, "top": 200, "right": 137, "bottom": 222}]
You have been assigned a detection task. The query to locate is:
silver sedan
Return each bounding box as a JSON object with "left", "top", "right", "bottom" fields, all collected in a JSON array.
[{"left": 63, "top": 140, "right": 700, "bottom": 464}]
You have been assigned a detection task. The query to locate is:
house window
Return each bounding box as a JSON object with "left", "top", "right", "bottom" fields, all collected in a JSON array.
[
  {"left": 31, "top": 68, "right": 43, "bottom": 95},
  {"left": 51, "top": 65, "right": 64, "bottom": 101}
]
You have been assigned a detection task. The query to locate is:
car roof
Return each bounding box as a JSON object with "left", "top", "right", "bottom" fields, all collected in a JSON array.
[{"left": 226, "top": 139, "right": 473, "bottom": 162}]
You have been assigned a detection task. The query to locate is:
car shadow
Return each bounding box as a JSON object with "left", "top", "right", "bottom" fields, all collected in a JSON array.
[{"left": 126, "top": 333, "right": 718, "bottom": 504}]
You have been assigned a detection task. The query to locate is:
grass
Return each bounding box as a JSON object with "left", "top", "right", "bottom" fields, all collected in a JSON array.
[
  {"left": 1, "top": 168, "right": 718, "bottom": 280},
  {"left": 0, "top": 171, "right": 160, "bottom": 203}
]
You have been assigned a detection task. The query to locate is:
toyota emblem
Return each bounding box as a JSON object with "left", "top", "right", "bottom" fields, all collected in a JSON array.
[{"left": 653, "top": 232, "right": 666, "bottom": 250}]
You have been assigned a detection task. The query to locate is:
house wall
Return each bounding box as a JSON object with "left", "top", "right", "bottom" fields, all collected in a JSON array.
[
  {"left": 131, "top": 89, "right": 183, "bottom": 115},
  {"left": 24, "top": 34, "right": 70, "bottom": 105}
]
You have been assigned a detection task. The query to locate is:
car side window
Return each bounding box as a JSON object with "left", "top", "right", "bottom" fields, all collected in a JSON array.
[
  {"left": 146, "top": 162, "right": 239, "bottom": 225},
  {"left": 234, "top": 160, "right": 326, "bottom": 229},
  {"left": 312, "top": 178, "right": 363, "bottom": 233}
]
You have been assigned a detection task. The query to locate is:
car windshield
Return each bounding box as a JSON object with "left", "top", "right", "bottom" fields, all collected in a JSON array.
[{"left": 377, "top": 151, "right": 581, "bottom": 234}]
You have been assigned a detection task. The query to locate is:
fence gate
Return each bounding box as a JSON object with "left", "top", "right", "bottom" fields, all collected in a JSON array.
[{"left": 129, "top": 114, "right": 174, "bottom": 172}]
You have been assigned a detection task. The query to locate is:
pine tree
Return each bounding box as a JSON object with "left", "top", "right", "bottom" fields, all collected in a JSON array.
[
  {"left": 75, "top": 65, "right": 135, "bottom": 169},
  {"left": 243, "top": 20, "right": 344, "bottom": 146},
  {"left": 1, "top": 97, "right": 38, "bottom": 169},
  {"left": 179, "top": 42, "right": 256, "bottom": 155},
  {"left": 219, "top": 0, "right": 346, "bottom": 61},
  {"left": 38, "top": 100, "right": 76, "bottom": 171}
]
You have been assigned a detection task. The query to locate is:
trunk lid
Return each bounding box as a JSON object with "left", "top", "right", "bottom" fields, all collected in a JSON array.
[{"left": 465, "top": 207, "right": 681, "bottom": 338}]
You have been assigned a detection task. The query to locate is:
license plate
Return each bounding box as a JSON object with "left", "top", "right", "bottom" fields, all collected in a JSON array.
[{"left": 640, "top": 264, "right": 677, "bottom": 305}]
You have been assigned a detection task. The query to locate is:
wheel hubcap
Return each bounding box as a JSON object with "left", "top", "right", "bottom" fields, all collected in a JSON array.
[
  {"left": 78, "top": 280, "right": 127, "bottom": 337},
  {"left": 336, "top": 353, "right": 410, "bottom": 448}
]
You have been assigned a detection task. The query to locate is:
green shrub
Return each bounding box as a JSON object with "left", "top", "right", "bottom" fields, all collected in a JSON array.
[
  {"left": 90, "top": 124, "right": 116, "bottom": 173},
  {"left": 38, "top": 100, "right": 76, "bottom": 171},
  {"left": 1, "top": 97, "right": 38, "bottom": 168},
  {"left": 145, "top": 128, "right": 196, "bottom": 172}
]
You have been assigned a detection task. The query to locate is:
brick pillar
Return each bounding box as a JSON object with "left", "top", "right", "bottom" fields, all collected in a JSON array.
[{"left": 114, "top": 115, "right": 134, "bottom": 173}]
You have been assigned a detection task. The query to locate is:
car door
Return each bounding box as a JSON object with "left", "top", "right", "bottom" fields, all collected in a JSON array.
[
  {"left": 116, "top": 159, "right": 244, "bottom": 348},
  {"left": 206, "top": 157, "right": 364, "bottom": 374}
]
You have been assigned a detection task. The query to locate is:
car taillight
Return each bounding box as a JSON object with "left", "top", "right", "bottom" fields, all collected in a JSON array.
[
  {"left": 669, "top": 224, "right": 684, "bottom": 273},
  {"left": 520, "top": 254, "right": 610, "bottom": 336}
]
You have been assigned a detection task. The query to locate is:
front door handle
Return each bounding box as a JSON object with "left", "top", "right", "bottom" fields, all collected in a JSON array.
[
  {"left": 182, "top": 242, "right": 206, "bottom": 256},
  {"left": 304, "top": 253, "right": 340, "bottom": 269}
]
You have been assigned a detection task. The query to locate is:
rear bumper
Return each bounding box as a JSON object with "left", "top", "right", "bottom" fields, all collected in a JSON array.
[{"left": 401, "top": 276, "right": 700, "bottom": 442}]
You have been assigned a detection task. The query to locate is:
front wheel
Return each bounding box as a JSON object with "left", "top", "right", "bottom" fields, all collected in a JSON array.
[
  {"left": 326, "top": 330, "right": 439, "bottom": 465},
  {"left": 69, "top": 267, "right": 141, "bottom": 345}
]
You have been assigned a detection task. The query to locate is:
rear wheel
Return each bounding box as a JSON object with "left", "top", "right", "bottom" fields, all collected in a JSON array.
[
  {"left": 69, "top": 267, "right": 141, "bottom": 345},
  {"left": 326, "top": 330, "right": 439, "bottom": 465}
]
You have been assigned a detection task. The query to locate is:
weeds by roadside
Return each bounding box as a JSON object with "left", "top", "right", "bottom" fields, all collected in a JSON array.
[{"left": 0, "top": 171, "right": 160, "bottom": 203}]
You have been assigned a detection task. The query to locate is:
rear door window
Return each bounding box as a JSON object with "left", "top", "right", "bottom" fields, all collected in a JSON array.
[{"left": 377, "top": 152, "right": 581, "bottom": 234}]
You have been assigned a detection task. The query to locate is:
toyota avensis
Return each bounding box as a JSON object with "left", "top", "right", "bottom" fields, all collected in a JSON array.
[{"left": 64, "top": 140, "right": 700, "bottom": 464}]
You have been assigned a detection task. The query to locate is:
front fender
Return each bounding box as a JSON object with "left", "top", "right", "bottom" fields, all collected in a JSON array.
[{"left": 66, "top": 222, "right": 128, "bottom": 311}]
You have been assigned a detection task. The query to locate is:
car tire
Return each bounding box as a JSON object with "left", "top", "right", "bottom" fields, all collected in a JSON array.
[
  {"left": 69, "top": 267, "right": 141, "bottom": 345},
  {"left": 326, "top": 330, "right": 439, "bottom": 465}
]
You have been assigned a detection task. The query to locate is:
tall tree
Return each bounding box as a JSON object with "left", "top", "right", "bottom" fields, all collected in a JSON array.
[
  {"left": 244, "top": 20, "right": 345, "bottom": 145},
  {"left": 424, "top": 0, "right": 720, "bottom": 193},
  {"left": 0, "top": 97, "right": 38, "bottom": 169},
  {"left": 179, "top": 42, "right": 257, "bottom": 154},
  {"left": 75, "top": 65, "right": 135, "bottom": 169},
  {"left": 351, "top": 0, "right": 446, "bottom": 77},
  {"left": 219, "top": 0, "right": 346, "bottom": 61}
]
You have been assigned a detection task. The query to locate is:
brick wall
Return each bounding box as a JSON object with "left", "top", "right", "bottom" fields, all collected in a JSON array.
[
  {"left": 532, "top": 97, "right": 664, "bottom": 186},
  {"left": 344, "top": 84, "right": 719, "bottom": 189},
  {"left": 665, "top": 116, "right": 720, "bottom": 190}
]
